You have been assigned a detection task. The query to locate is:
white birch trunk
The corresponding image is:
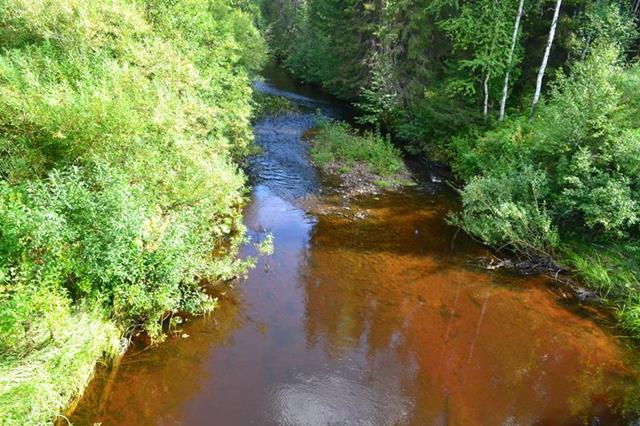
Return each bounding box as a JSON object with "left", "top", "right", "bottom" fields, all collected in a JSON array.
[
  {"left": 483, "top": 71, "right": 490, "bottom": 118},
  {"left": 531, "top": 0, "right": 562, "bottom": 115},
  {"left": 499, "top": 0, "right": 525, "bottom": 121}
]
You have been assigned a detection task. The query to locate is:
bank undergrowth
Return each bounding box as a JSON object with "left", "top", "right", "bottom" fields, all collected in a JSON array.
[
  {"left": 452, "top": 44, "right": 640, "bottom": 335},
  {"left": 310, "top": 120, "right": 405, "bottom": 177},
  {"left": 260, "top": 1, "right": 640, "bottom": 339},
  {"left": 0, "top": 0, "right": 265, "bottom": 424}
]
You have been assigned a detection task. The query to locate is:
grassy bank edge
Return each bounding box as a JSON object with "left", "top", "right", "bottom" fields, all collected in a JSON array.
[
  {"left": 452, "top": 202, "right": 640, "bottom": 340},
  {"left": 0, "top": 308, "right": 119, "bottom": 425},
  {"left": 307, "top": 119, "right": 412, "bottom": 190}
]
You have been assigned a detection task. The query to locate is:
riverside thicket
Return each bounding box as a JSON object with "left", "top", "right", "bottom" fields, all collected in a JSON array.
[
  {"left": 259, "top": 0, "right": 640, "bottom": 338},
  {"left": 0, "top": 0, "right": 265, "bottom": 424}
]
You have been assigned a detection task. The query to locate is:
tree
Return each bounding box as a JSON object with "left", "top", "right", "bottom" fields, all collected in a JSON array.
[
  {"left": 435, "top": 0, "right": 519, "bottom": 117},
  {"left": 532, "top": 0, "right": 563, "bottom": 115},
  {"left": 499, "top": 0, "right": 526, "bottom": 121}
]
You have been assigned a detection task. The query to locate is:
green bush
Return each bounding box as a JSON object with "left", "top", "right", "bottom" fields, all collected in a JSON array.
[
  {"left": 529, "top": 45, "right": 639, "bottom": 238},
  {"left": 310, "top": 120, "right": 405, "bottom": 177},
  {"left": 0, "top": 0, "right": 265, "bottom": 423},
  {"left": 455, "top": 43, "right": 640, "bottom": 337},
  {"left": 456, "top": 44, "right": 640, "bottom": 242},
  {"left": 381, "top": 85, "right": 484, "bottom": 161},
  {"left": 452, "top": 166, "right": 560, "bottom": 255}
]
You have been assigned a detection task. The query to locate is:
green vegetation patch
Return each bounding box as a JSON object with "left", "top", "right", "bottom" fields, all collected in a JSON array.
[
  {"left": 451, "top": 45, "right": 640, "bottom": 338},
  {"left": 0, "top": 0, "right": 265, "bottom": 423},
  {"left": 253, "top": 91, "right": 299, "bottom": 118},
  {"left": 309, "top": 120, "right": 407, "bottom": 180}
]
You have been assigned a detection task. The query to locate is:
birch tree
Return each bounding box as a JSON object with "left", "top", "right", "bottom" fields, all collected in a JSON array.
[
  {"left": 499, "top": 0, "right": 525, "bottom": 121},
  {"left": 483, "top": 71, "right": 491, "bottom": 118},
  {"left": 436, "top": 0, "right": 515, "bottom": 117},
  {"left": 531, "top": 0, "right": 562, "bottom": 115}
]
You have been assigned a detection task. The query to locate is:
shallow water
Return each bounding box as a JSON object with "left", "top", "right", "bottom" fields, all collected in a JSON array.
[{"left": 71, "top": 66, "right": 640, "bottom": 425}]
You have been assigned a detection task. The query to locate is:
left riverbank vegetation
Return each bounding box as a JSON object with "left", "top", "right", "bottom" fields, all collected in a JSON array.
[
  {"left": 258, "top": 0, "right": 640, "bottom": 339},
  {"left": 0, "top": 0, "right": 266, "bottom": 423}
]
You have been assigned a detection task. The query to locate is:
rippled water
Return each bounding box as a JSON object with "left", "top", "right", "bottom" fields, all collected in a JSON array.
[
  {"left": 248, "top": 112, "right": 319, "bottom": 200},
  {"left": 71, "top": 65, "right": 640, "bottom": 425}
]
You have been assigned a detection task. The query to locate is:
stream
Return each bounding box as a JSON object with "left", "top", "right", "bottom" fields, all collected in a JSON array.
[{"left": 71, "top": 65, "right": 640, "bottom": 425}]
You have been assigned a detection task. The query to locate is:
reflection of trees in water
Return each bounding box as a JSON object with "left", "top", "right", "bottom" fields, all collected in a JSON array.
[
  {"left": 300, "top": 198, "right": 640, "bottom": 423},
  {"left": 71, "top": 290, "right": 245, "bottom": 424},
  {"left": 302, "top": 194, "right": 468, "bottom": 356}
]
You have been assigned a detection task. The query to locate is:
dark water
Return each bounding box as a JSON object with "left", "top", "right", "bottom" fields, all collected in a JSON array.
[{"left": 71, "top": 66, "right": 640, "bottom": 425}]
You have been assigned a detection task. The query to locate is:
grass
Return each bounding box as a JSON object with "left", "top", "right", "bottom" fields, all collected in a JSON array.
[
  {"left": 0, "top": 308, "right": 120, "bottom": 426},
  {"left": 252, "top": 91, "right": 299, "bottom": 118},
  {"left": 309, "top": 120, "right": 406, "bottom": 178},
  {"left": 561, "top": 241, "right": 640, "bottom": 337}
]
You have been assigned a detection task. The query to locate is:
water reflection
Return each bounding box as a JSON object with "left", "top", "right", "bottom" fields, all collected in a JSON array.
[
  {"left": 70, "top": 290, "right": 245, "bottom": 424},
  {"left": 71, "top": 67, "right": 640, "bottom": 425},
  {"left": 301, "top": 190, "right": 640, "bottom": 424},
  {"left": 269, "top": 373, "right": 413, "bottom": 426}
]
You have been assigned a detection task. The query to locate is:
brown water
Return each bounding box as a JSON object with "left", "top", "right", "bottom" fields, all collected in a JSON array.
[{"left": 71, "top": 66, "right": 640, "bottom": 425}]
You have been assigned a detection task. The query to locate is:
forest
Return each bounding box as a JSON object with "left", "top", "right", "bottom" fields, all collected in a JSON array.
[
  {"left": 259, "top": 0, "right": 640, "bottom": 337},
  {"left": 3, "top": 0, "right": 640, "bottom": 424}
]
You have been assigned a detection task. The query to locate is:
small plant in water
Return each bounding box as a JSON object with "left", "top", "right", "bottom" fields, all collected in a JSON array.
[{"left": 257, "top": 234, "right": 275, "bottom": 256}]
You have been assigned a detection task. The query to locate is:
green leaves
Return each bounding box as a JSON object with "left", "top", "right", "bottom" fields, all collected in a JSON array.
[
  {"left": 0, "top": 0, "right": 265, "bottom": 422},
  {"left": 310, "top": 120, "right": 406, "bottom": 178},
  {"left": 458, "top": 43, "right": 640, "bottom": 243},
  {"left": 454, "top": 165, "right": 559, "bottom": 255}
]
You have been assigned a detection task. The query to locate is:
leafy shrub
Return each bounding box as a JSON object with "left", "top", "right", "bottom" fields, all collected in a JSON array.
[
  {"left": 385, "top": 87, "right": 484, "bottom": 160},
  {"left": 453, "top": 167, "right": 560, "bottom": 255},
  {"left": 529, "top": 44, "right": 640, "bottom": 238},
  {"left": 0, "top": 0, "right": 265, "bottom": 422},
  {"left": 450, "top": 118, "right": 530, "bottom": 181},
  {"left": 1, "top": 166, "right": 250, "bottom": 346},
  {"left": 457, "top": 44, "right": 640, "bottom": 242},
  {"left": 310, "top": 120, "right": 405, "bottom": 177}
]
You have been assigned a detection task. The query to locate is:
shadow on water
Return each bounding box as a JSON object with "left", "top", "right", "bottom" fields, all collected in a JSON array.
[{"left": 71, "top": 64, "right": 640, "bottom": 425}]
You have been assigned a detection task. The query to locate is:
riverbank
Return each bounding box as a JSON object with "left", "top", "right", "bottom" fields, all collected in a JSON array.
[
  {"left": 70, "top": 70, "right": 640, "bottom": 424},
  {"left": 0, "top": 1, "right": 265, "bottom": 423}
]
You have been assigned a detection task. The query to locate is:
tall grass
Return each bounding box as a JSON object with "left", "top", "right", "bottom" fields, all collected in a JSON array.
[
  {"left": 0, "top": 309, "right": 119, "bottom": 426},
  {"left": 310, "top": 120, "right": 405, "bottom": 177},
  {"left": 0, "top": 0, "right": 265, "bottom": 423},
  {"left": 563, "top": 242, "right": 640, "bottom": 335}
]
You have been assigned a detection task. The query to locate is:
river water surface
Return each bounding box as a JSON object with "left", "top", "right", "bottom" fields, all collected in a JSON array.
[{"left": 72, "top": 66, "right": 640, "bottom": 425}]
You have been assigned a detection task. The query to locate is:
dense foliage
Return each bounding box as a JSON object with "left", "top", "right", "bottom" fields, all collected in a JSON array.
[
  {"left": 261, "top": 0, "right": 640, "bottom": 337},
  {"left": 453, "top": 44, "right": 640, "bottom": 331},
  {"left": 263, "top": 0, "right": 638, "bottom": 147},
  {"left": 0, "top": 0, "right": 264, "bottom": 423},
  {"left": 310, "top": 120, "right": 406, "bottom": 178}
]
